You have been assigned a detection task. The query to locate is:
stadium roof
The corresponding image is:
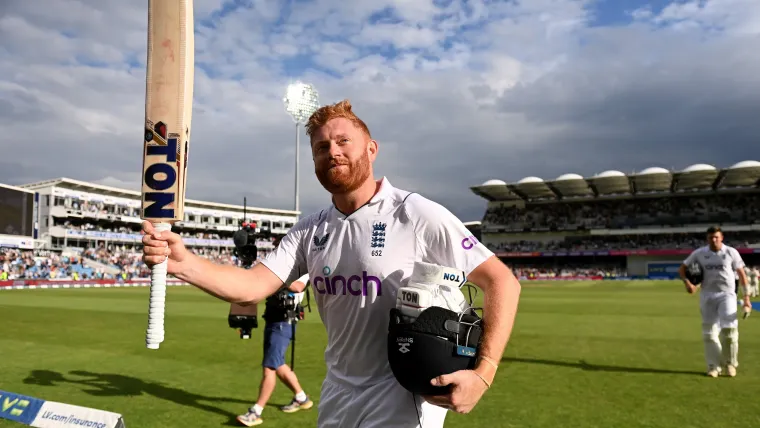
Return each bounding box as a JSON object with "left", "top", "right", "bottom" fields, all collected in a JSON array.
[
  {"left": 18, "top": 177, "right": 300, "bottom": 216},
  {"left": 0, "top": 182, "right": 35, "bottom": 194},
  {"left": 471, "top": 160, "right": 760, "bottom": 202}
]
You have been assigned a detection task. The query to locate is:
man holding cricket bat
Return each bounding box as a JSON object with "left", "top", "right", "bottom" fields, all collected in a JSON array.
[{"left": 141, "top": 99, "right": 521, "bottom": 427}]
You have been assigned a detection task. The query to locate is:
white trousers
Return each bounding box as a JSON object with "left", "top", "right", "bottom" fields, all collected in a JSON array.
[
  {"left": 317, "top": 375, "right": 448, "bottom": 428},
  {"left": 700, "top": 291, "right": 738, "bottom": 328},
  {"left": 700, "top": 291, "right": 739, "bottom": 370}
]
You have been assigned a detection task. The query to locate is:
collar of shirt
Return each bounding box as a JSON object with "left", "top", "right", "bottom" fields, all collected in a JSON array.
[{"left": 331, "top": 176, "right": 394, "bottom": 220}]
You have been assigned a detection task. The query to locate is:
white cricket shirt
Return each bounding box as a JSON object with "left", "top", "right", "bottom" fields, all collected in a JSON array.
[
  {"left": 683, "top": 244, "right": 745, "bottom": 294},
  {"left": 260, "top": 177, "right": 494, "bottom": 387}
]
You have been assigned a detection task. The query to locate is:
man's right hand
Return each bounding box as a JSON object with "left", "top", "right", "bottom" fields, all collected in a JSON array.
[
  {"left": 141, "top": 221, "right": 191, "bottom": 276},
  {"left": 684, "top": 280, "right": 696, "bottom": 294}
]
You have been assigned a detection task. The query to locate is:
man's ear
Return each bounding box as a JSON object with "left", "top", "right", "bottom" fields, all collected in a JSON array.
[{"left": 368, "top": 139, "right": 378, "bottom": 161}]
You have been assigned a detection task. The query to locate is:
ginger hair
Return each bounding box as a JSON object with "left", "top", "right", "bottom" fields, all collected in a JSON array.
[{"left": 306, "top": 99, "right": 372, "bottom": 139}]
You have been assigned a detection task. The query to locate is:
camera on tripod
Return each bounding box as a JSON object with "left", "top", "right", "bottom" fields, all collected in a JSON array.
[{"left": 227, "top": 197, "right": 273, "bottom": 339}]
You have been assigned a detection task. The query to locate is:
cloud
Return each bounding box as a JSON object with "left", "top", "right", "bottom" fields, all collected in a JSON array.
[{"left": 1, "top": 0, "right": 758, "bottom": 223}]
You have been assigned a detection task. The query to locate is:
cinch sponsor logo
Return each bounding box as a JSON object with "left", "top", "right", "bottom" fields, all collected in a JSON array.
[
  {"left": 461, "top": 235, "right": 479, "bottom": 250},
  {"left": 312, "top": 271, "right": 382, "bottom": 296},
  {"left": 704, "top": 264, "right": 725, "bottom": 270}
]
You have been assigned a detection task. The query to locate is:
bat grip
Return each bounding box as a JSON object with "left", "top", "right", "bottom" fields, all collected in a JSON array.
[{"left": 146, "top": 222, "right": 172, "bottom": 349}]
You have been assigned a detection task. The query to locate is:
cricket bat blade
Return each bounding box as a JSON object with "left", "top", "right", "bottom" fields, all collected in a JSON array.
[{"left": 141, "top": 0, "right": 195, "bottom": 350}]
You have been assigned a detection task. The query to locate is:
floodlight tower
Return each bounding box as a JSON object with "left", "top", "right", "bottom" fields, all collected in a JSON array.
[{"left": 283, "top": 81, "right": 320, "bottom": 219}]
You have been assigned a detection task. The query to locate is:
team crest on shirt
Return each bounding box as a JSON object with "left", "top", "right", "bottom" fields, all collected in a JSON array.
[
  {"left": 312, "top": 233, "right": 330, "bottom": 251},
  {"left": 371, "top": 222, "right": 386, "bottom": 256}
]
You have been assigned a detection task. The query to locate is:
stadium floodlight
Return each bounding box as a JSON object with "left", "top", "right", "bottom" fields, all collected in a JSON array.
[{"left": 283, "top": 81, "right": 320, "bottom": 218}]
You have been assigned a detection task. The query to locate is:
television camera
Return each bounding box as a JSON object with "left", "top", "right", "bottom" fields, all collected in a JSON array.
[
  {"left": 226, "top": 198, "right": 313, "bottom": 349},
  {"left": 228, "top": 197, "right": 272, "bottom": 339},
  {"left": 231, "top": 197, "right": 271, "bottom": 268}
]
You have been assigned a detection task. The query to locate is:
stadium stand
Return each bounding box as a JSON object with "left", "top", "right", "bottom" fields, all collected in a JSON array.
[
  {"left": 470, "top": 161, "right": 760, "bottom": 280},
  {"left": 3, "top": 162, "right": 759, "bottom": 284},
  {"left": 0, "top": 178, "right": 299, "bottom": 282}
]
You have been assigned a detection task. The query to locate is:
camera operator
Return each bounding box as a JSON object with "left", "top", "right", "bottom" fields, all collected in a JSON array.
[{"left": 236, "top": 273, "right": 313, "bottom": 427}]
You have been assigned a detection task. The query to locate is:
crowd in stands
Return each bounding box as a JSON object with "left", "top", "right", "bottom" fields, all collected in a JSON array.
[
  {"left": 65, "top": 199, "right": 135, "bottom": 217},
  {"left": 2, "top": 245, "right": 629, "bottom": 282},
  {"left": 483, "top": 193, "right": 760, "bottom": 230},
  {"left": 487, "top": 231, "right": 760, "bottom": 253},
  {"left": 4, "top": 190, "right": 758, "bottom": 281},
  {"left": 57, "top": 221, "right": 228, "bottom": 241},
  {"left": 1, "top": 250, "right": 71, "bottom": 281},
  {"left": 510, "top": 265, "right": 628, "bottom": 279},
  {"left": 0, "top": 246, "right": 241, "bottom": 281}
]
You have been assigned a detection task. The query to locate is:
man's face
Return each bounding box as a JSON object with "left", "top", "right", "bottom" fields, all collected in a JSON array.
[
  {"left": 310, "top": 117, "right": 377, "bottom": 195},
  {"left": 707, "top": 231, "right": 723, "bottom": 249}
]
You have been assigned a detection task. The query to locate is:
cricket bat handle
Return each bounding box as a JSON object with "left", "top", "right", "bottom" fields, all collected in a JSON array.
[{"left": 146, "top": 221, "right": 172, "bottom": 349}]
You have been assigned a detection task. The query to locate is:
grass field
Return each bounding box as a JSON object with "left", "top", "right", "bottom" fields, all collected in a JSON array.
[{"left": 2, "top": 280, "right": 760, "bottom": 428}]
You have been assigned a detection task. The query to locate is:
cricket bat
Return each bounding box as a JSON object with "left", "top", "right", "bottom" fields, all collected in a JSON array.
[{"left": 141, "top": 0, "right": 195, "bottom": 350}]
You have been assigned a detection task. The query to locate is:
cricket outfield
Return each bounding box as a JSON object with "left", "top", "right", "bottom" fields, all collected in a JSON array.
[{"left": 2, "top": 280, "right": 759, "bottom": 428}]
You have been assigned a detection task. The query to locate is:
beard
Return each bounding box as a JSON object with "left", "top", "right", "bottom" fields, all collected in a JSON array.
[{"left": 315, "top": 152, "right": 372, "bottom": 195}]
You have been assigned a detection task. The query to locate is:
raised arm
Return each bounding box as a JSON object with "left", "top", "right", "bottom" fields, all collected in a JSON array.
[
  {"left": 141, "top": 220, "right": 302, "bottom": 305},
  {"left": 175, "top": 254, "right": 286, "bottom": 305}
]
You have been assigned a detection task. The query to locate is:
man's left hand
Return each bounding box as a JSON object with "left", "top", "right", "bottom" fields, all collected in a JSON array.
[{"left": 421, "top": 370, "right": 489, "bottom": 414}]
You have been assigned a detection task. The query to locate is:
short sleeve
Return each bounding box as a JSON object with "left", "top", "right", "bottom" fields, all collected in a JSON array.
[
  {"left": 730, "top": 248, "right": 745, "bottom": 270},
  {"left": 408, "top": 195, "right": 494, "bottom": 276},
  {"left": 259, "top": 218, "right": 310, "bottom": 285},
  {"left": 296, "top": 273, "right": 309, "bottom": 283},
  {"left": 683, "top": 249, "right": 699, "bottom": 266}
]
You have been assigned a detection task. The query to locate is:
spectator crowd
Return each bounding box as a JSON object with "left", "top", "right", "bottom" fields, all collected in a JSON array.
[
  {"left": 0, "top": 246, "right": 239, "bottom": 281},
  {"left": 2, "top": 246, "right": 632, "bottom": 282},
  {"left": 510, "top": 264, "right": 628, "bottom": 279},
  {"left": 487, "top": 231, "right": 760, "bottom": 253},
  {"left": 4, "top": 192, "right": 758, "bottom": 282},
  {"left": 58, "top": 220, "right": 226, "bottom": 241},
  {"left": 483, "top": 194, "right": 760, "bottom": 231}
]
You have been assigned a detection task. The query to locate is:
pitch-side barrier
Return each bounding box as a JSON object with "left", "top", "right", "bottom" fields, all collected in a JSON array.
[{"left": 0, "top": 389, "right": 125, "bottom": 428}]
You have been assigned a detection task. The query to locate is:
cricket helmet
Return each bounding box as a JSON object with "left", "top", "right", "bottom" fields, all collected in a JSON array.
[{"left": 387, "top": 305, "right": 482, "bottom": 396}]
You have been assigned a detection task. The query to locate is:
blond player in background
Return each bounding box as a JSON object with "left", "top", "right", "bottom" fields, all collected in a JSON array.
[{"left": 746, "top": 266, "right": 759, "bottom": 297}]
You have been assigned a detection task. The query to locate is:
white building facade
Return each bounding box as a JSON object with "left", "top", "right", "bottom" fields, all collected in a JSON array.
[{"left": 14, "top": 177, "right": 299, "bottom": 255}]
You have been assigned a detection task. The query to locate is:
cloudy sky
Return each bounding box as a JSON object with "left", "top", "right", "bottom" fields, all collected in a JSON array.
[{"left": 1, "top": 0, "right": 758, "bottom": 222}]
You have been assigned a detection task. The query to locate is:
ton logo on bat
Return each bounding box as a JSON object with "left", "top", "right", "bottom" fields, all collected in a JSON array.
[{"left": 143, "top": 120, "right": 179, "bottom": 219}]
